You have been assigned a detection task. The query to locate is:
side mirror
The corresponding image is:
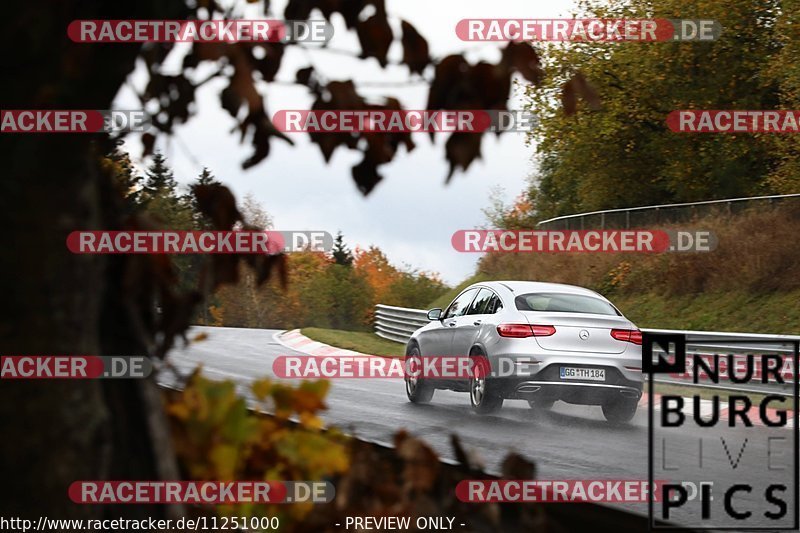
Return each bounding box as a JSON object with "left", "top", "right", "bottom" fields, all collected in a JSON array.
[{"left": 427, "top": 308, "right": 443, "bottom": 321}]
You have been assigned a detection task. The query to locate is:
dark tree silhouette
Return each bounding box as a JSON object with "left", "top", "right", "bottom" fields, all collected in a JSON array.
[
  {"left": 0, "top": 0, "right": 581, "bottom": 522},
  {"left": 331, "top": 231, "right": 354, "bottom": 267},
  {"left": 196, "top": 167, "right": 218, "bottom": 187},
  {"left": 143, "top": 152, "right": 178, "bottom": 198}
]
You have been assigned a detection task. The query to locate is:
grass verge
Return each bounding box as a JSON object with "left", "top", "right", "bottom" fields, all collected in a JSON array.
[
  {"left": 300, "top": 327, "right": 405, "bottom": 357},
  {"left": 612, "top": 289, "right": 800, "bottom": 333}
]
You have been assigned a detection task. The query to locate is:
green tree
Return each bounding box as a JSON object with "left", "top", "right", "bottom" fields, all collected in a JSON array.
[
  {"left": 524, "top": 0, "right": 792, "bottom": 219},
  {"left": 140, "top": 153, "right": 193, "bottom": 230},
  {"left": 241, "top": 192, "right": 272, "bottom": 229},
  {"left": 188, "top": 167, "right": 220, "bottom": 229},
  {"left": 196, "top": 167, "right": 217, "bottom": 187},
  {"left": 331, "top": 231, "right": 354, "bottom": 267},
  {"left": 103, "top": 144, "right": 143, "bottom": 212},
  {"left": 143, "top": 152, "right": 178, "bottom": 198},
  {"left": 763, "top": 1, "right": 800, "bottom": 192},
  {"left": 325, "top": 264, "right": 374, "bottom": 330},
  {"left": 386, "top": 270, "right": 448, "bottom": 309}
]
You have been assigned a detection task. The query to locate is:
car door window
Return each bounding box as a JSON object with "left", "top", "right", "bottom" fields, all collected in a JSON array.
[
  {"left": 444, "top": 288, "right": 479, "bottom": 319},
  {"left": 485, "top": 294, "right": 503, "bottom": 314},
  {"left": 467, "top": 288, "right": 494, "bottom": 315}
]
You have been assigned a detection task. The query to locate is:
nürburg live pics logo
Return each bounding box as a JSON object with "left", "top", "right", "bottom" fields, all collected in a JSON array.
[{"left": 645, "top": 332, "right": 799, "bottom": 530}]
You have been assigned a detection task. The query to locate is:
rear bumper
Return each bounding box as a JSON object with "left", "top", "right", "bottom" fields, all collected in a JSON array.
[
  {"left": 485, "top": 348, "right": 643, "bottom": 405},
  {"left": 498, "top": 378, "right": 642, "bottom": 405}
]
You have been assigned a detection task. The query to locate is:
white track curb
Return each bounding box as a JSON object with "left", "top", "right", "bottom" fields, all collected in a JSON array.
[{"left": 274, "top": 329, "right": 366, "bottom": 357}]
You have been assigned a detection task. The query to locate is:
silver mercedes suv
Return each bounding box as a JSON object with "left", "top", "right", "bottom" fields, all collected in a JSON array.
[{"left": 404, "top": 281, "right": 643, "bottom": 423}]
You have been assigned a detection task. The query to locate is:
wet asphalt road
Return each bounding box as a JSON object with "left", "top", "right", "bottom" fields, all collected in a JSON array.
[{"left": 161, "top": 326, "right": 799, "bottom": 531}]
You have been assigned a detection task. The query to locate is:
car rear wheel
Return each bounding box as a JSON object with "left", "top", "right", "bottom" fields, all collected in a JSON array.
[
  {"left": 405, "top": 346, "right": 434, "bottom": 403},
  {"left": 469, "top": 356, "right": 503, "bottom": 414},
  {"left": 602, "top": 397, "right": 638, "bottom": 423}
]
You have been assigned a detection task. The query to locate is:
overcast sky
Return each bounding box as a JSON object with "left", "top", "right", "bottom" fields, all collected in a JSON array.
[{"left": 117, "top": 0, "right": 577, "bottom": 285}]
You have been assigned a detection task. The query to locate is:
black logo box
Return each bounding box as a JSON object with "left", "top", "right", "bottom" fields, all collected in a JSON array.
[{"left": 644, "top": 332, "right": 800, "bottom": 531}]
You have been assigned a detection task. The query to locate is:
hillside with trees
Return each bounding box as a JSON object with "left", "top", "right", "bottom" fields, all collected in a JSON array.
[{"left": 521, "top": 0, "right": 799, "bottom": 219}]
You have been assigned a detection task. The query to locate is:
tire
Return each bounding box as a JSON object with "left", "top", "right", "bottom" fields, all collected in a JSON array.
[
  {"left": 602, "top": 398, "right": 638, "bottom": 424},
  {"left": 405, "top": 345, "right": 434, "bottom": 404},
  {"left": 469, "top": 354, "right": 504, "bottom": 414},
  {"left": 527, "top": 399, "right": 554, "bottom": 410}
]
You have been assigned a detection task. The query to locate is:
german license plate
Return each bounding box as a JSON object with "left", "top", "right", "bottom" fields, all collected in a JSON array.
[{"left": 560, "top": 367, "right": 605, "bottom": 381}]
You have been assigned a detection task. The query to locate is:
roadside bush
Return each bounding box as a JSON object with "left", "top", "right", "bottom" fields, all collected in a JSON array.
[{"left": 479, "top": 205, "right": 800, "bottom": 296}]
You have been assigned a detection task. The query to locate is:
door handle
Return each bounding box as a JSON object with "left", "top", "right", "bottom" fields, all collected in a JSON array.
[
  {"left": 473, "top": 320, "right": 482, "bottom": 326},
  {"left": 446, "top": 321, "right": 456, "bottom": 327}
]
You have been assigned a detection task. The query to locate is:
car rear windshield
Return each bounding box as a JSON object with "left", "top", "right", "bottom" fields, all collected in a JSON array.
[{"left": 514, "top": 293, "right": 620, "bottom": 316}]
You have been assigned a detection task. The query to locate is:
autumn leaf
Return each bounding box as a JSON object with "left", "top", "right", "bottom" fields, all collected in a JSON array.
[
  {"left": 356, "top": 13, "right": 393, "bottom": 67},
  {"left": 253, "top": 42, "right": 285, "bottom": 82},
  {"left": 295, "top": 66, "right": 315, "bottom": 87},
  {"left": 401, "top": 20, "right": 430, "bottom": 75},
  {"left": 562, "top": 71, "right": 601, "bottom": 116},
  {"left": 572, "top": 71, "right": 602, "bottom": 110},
  {"left": 395, "top": 430, "right": 440, "bottom": 492},
  {"left": 352, "top": 158, "right": 383, "bottom": 195},
  {"left": 252, "top": 378, "right": 273, "bottom": 401},
  {"left": 284, "top": 0, "right": 314, "bottom": 20},
  {"left": 427, "top": 55, "right": 470, "bottom": 111},
  {"left": 562, "top": 77, "right": 578, "bottom": 116},
  {"left": 192, "top": 183, "right": 242, "bottom": 230},
  {"left": 141, "top": 132, "right": 156, "bottom": 158},
  {"left": 503, "top": 42, "right": 544, "bottom": 85},
  {"left": 501, "top": 452, "right": 536, "bottom": 480},
  {"left": 445, "top": 132, "right": 483, "bottom": 181}
]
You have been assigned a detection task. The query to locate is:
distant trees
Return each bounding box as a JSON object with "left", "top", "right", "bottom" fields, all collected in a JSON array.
[
  {"left": 212, "top": 237, "right": 449, "bottom": 331},
  {"left": 354, "top": 246, "right": 448, "bottom": 309},
  {"left": 114, "top": 153, "right": 227, "bottom": 232},
  {"left": 109, "top": 152, "right": 448, "bottom": 330}
]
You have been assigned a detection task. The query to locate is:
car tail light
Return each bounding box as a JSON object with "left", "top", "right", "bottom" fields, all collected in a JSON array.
[
  {"left": 497, "top": 324, "right": 556, "bottom": 338},
  {"left": 611, "top": 329, "right": 643, "bottom": 345},
  {"left": 531, "top": 325, "right": 557, "bottom": 336}
]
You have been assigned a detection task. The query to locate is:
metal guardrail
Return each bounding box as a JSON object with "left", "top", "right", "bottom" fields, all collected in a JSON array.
[
  {"left": 535, "top": 193, "right": 800, "bottom": 230},
  {"left": 375, "top": 304, "right": 429, "bottom": 343},
  {"left": 374, "top": 304, "right": 431, "bottom": 344},
  {"left": 375, "top": 304, "right": 798, "bottom": 396}
]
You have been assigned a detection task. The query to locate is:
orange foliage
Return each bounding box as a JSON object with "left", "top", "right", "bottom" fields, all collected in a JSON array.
[{"left": 353, "top": 246, "right": 398, "bottom": 304}]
